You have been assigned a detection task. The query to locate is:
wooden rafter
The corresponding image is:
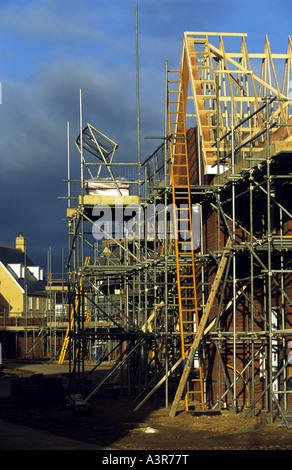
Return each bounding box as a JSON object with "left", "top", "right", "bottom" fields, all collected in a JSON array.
[{"left": 178, "top": 32, "right": 292, "bottom": 171}]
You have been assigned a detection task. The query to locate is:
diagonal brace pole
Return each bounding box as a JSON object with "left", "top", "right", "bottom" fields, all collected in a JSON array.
[{"left": 169, "top": 237, "right": 232, "bottom": 418}]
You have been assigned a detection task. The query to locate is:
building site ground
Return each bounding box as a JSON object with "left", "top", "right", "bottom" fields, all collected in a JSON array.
[{"left": 0, "top": 361, "right": 291, "bottom": 451}]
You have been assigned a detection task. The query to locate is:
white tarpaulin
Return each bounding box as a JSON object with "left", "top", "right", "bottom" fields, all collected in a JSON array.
[{"left": 85, "top": 179, "right": 130, "bottom": 196}]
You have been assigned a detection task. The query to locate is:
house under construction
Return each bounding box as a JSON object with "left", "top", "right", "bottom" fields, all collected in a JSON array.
[
  {"left": 61, "top": 32, "right": 292, "bottom": 424},
  {"left": 2, "top": 32, "right": 292, "bottom": 425}
]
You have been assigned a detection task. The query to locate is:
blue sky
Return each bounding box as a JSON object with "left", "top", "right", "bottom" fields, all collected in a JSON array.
[{"left": 0, "top": 0, "right": 291, "bottom": 272}]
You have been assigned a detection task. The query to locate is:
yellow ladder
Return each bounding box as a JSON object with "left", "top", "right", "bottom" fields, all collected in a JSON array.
[
  {"left": 58, "top": 256, "right": 90, "bottom": 364},
  {"left": 168, "top": 71, "right": 205, "bottom": 412}
]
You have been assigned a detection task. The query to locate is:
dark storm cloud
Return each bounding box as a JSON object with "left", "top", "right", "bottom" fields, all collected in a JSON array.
[
  {"left": 1, "top": 0, "right": 291, "bottom": 273},
  {"left": 0, "top": 56, "right": 164, "bottom": 271}
]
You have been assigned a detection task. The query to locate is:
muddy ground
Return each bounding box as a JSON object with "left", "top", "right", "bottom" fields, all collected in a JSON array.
[{"left": 0, "top": 365, "right": 291, "bottom": 451}]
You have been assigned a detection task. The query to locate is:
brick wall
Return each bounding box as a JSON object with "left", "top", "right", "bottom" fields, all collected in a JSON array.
[
  {"left": 0, "top": 316, "right": 64, "bottom": 360},
  {"left": 0, "top": 264, "right": 24, "bottom": 315},
  {"left": 187, "top": 125, "right": 292, "bottom": 408}
]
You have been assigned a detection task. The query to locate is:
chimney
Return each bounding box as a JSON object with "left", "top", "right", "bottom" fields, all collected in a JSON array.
[{"left": 16, "top": 232, "right": 26, "bottom": 254}]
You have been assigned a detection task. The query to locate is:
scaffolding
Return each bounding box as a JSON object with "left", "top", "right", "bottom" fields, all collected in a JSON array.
[
  {"left": 63, "top": 109, "right": 182, "bottom": 406},
  {"left": 61, "top": 32, "right": 292, "bottom": 427},
  {"left": 168, "top": 32, "right": 292, "bottom": 423}
]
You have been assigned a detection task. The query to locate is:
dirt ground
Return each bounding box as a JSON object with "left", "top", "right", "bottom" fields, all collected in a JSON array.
[{"left": 0, "top": 364, "right": 292, "bottom": 451}]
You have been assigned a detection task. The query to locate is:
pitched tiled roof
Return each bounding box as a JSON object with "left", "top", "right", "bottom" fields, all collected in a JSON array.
[
  {"left": 0, "top": 246, "right": 46, "bottom": 294},
  {"left": 0, "top": 246, "right": 34, "bottom": 266}
]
